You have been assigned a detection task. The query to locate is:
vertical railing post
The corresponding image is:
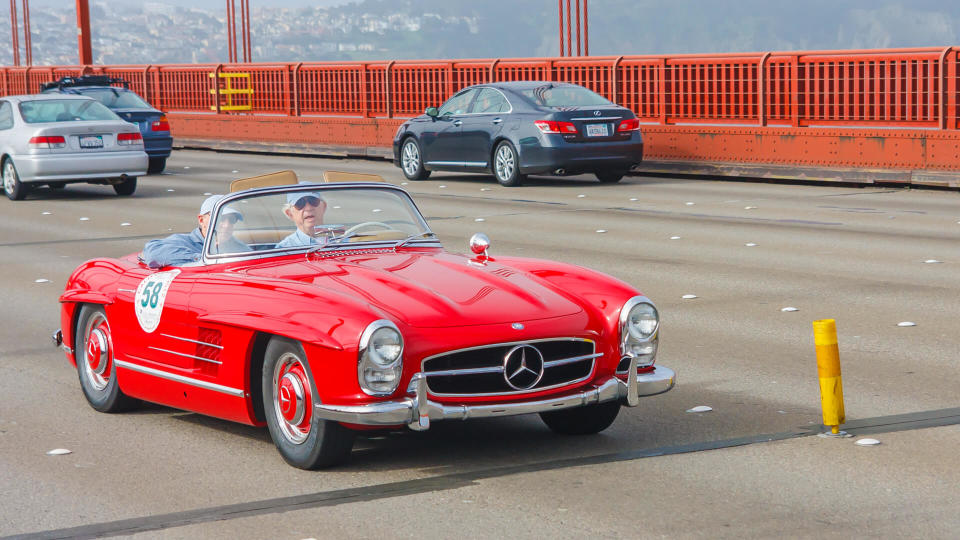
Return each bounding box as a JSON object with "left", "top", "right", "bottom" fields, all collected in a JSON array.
[
  {"left": 292, "top": 62, "right": 302, "bottom": 116},
  {"left": 658, "top": 57, "right": 667, "bottom": 124},
  {"left": 282, "top": 63, "right": 291, "bottom": 116},
  {"left": 758, "top": 52, "right": 770, "bottom": 126},
  {"left": 213, "top": 64, "right": 223, "bottom": 114},
  {"left": 790, "top": 55, "right": 800, "bottom": 127},
  {"left": 360, "top": 62, "right": 368, "bottom": 118},
  {"left": 939, "top": 46, "right": 954, "bottom": 130},
  {"left": 385, "top": 60, "right": 394, "bottom": 119},
  {"left": 488, "top": 59, "right": 500, "bottom": 83},
  {"left": 950, "top": 49, "right": 958, "bottom": 130},
  {"left": 611, "top": 55, "right": 623, "bottom": 104}
]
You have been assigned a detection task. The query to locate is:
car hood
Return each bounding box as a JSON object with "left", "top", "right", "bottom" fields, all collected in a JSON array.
[{"left": 242, "top": 251, "right": 583, "bottom": 328}]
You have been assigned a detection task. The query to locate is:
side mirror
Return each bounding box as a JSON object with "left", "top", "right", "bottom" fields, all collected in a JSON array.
[
  {"left": 469, "top": 233, "right": 490, "bottom": 258},
  {"left": 425, "top": 107, "right": 439, "bottom": 118}
]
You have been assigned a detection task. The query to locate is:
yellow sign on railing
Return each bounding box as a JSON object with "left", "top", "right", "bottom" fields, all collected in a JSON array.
[{"left": 209, "top": 72, "right": 253, "bottom": 111}]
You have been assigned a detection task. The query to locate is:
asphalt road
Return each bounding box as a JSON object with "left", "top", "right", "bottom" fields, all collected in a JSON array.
[{"left": 2, "top": 151, "right": 959, "bottom": 539}]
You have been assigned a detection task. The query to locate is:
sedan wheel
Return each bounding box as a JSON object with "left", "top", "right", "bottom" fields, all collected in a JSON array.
[
  {"left": 493, "top": 141, "right": 525, "bottom": 187},
  {"left": 400, "top": 138, "right": 430, "bottom": 180},
  {"left": 595, "top": 171, "right": 626, "bottom": 184},
  {"left": 2, "top": 159, "right": 28, "bottom": 201},
  {"left": 75, "top": 304, "right": 136, "bottom": 412},
  {"left": 540, "top": 400, "right": 621, "bottom": 435},
  {"left": 113, "top": 177, "right": 137, "bottom": 196},
  {"left": 262, "top": 337, "right": 355, "bottom": 469}
]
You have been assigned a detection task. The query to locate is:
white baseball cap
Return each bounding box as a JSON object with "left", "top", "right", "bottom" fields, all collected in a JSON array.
[{"left": 200, "top": 194, "right": 243, "bottom": 220}]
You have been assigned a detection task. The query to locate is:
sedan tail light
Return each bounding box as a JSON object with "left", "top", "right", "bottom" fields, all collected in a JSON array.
[
  {"left": 617, "top": 118, "right": 641, "bottom": 132},
  {"left": 534, "top": 120, "right": 578, "bottom": 134},
  {"left": 151, "top": 115, "right": 170, "bottom": 132},
  {"left": 117, "top": 132, "right": 143, "bottom": 145},
  {"left": 28, "top": 135, "right": 66, "bottom": 149}
]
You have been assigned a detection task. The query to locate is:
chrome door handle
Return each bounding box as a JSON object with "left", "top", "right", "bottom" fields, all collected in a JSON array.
[
  {"left": 453, "top": 120, "right": 462, "bottom": 126},
  {"left": 492, "top": 118, "right": 503, "bottom": 124}
]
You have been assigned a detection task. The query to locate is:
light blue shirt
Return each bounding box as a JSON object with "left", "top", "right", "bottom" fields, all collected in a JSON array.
[
  {"left": 142, "top": 228, "right": 205, "bottom": 268},
  {"left": 142, "top": 228, "right": 250, "bottom": 268},
  {"left": 275, "top": 229, "right": 328, "bottom": 249}
]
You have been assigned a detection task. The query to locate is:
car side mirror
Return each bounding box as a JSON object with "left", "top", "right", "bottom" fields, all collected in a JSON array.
[{"left": 425, "top": 107, "right": 439, "bottom": 118}]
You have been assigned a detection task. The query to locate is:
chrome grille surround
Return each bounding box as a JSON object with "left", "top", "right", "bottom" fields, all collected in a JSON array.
[{"left": 421, "top": 338, "right": 599, "bottom": 397}]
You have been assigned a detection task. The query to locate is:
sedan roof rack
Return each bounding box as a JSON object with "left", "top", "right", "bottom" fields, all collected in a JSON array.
[{"left": 40, "top": 75, "right": 130, "bottom": 92}]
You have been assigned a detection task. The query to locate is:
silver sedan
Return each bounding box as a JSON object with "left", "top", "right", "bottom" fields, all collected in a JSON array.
[{"left": 0, "top": 94, "right": 148, "bottom": 200}]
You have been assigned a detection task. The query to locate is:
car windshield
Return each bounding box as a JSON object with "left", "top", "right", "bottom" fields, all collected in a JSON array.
[
  {"left": 19, "top": 99, "right": 119, "bottom": 123},
  {"left": 206, "top": 185, "right": 433, "bottom": 259},
  {"left": 75, "top": 88, "right": 153, "bottom": 109},
  {"left": 522, "top": 85, "right": 613, "bottom": 107}
]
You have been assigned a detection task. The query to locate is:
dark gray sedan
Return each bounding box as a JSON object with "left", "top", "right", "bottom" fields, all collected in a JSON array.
[
  {"left": 392, "top": 81, "right": 644, "bottom": 186},
  {"left": 0, "top": 94, "right": 147, "bottom": 200}
]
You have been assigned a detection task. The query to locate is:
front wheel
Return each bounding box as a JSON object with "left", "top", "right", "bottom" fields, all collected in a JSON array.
[
  {"left": 493, "top": 141, "right": 525, "bottom": 187},
  {"left": 400, "top": 138, "right": 430, "bottom": 180},
  {"left": 595, "top": 171, "right": 626, "bottom": 184},
  {"left": 75, "top": 304, "right": 137, "bottom": 412},
  {"left": 113, "top": 177, "right": 137, "bottom": 196},
  {"left": 540, "top": 401, "right": 621, "bottom": 435},
  {"left": 262, "top": 337, "right": 355, "bottom": 469},
  {"left": 2, "top": 158, "right": 29, "bottom": 200}
]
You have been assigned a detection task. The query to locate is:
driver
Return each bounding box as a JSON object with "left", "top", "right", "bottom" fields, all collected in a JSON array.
[
  {"left": 275, "top": 191, "right": 329, "bottom": 248},
  {"left": 142, "top": 194, "right": 247, "bottom": 268}
]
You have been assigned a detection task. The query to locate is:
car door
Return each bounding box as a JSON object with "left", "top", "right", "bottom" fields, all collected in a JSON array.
[
  {"left": 419, "top": 88, "right": 478, "bottom": 166},
  {"left": 0, "top": 101, "right": 13, "bottom": 151},
  {"left": 458, "top": 88, "right": 512, "bottom": 168}
]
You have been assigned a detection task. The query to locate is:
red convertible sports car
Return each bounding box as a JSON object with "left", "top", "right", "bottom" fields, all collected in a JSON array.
[{"left": 54, "top": 171, "right": 675, "bottom": 469}]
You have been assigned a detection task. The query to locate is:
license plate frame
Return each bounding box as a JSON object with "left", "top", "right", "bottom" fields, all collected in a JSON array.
[
  {"left": 79, "top": 135, "right": 104, "bottom": 149},
  {"left": 586, "top": 123, "right": 609, "bottom": 137}
]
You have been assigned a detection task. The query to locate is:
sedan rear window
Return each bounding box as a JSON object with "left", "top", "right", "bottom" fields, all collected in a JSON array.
[
  {"left": 76, "top": 88, "right": 153, "bottom": 109},
  {"left": 19, "top": 99, "right": 119, "bottom": 123},
  {"left": 522, "top": 85, "right": 613, "bottom": 107}
]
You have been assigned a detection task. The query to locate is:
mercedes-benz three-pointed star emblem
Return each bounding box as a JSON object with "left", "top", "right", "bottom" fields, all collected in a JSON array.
[{"left": 502, "top": 344, "right": 545, "bottom": 390}]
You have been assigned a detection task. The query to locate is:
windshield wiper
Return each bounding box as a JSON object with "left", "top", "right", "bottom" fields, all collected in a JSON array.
[{"left": 394, "top": 231, "right": 437, "bottom": 250}]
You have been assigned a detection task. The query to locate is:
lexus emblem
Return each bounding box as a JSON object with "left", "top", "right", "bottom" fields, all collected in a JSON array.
[
  {"left": 503, "top": 344, "right": 545, "bottom": 390},
  {"left": 593, "top": 110, "right": 601, "bottom": 116}
]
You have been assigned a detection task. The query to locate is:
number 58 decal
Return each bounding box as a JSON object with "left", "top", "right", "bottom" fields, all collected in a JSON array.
[{"left": 134, "top": 270, "right": 180, "bottom": 333}]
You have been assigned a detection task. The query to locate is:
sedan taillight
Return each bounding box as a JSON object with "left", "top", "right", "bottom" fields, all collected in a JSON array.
[
  {"left": 28, "top": 136, "right": 66, "bottom": 149},
  {"left": 535, "top": 120, "right": 578, "bottom": 134},
  {"left": 617, "top": 118, "right": 641, "bottom": 132},
  {"left": 117, "top": 132, "right": 143, "bottom": 145},
  {"left": 151, "top": 115, "right": 170, "bottom": 132}
]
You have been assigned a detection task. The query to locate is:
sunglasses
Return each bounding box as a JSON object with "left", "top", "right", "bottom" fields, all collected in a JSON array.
[{"left": 293, "top": 196, "right": 322, "bottom": 210}]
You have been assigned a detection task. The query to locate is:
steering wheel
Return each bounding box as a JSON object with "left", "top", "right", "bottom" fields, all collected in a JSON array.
[{"left": 342, "top": 221, "right": 395, "bottom": 238}]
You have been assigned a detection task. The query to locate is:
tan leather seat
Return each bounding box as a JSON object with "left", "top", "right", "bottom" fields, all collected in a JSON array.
[
  {"left": 322, "top": 170, "right": 386, "bottom": 183},
  {"left": 230, "top": 170, "right": 299, "bottom": 192},
  {"left": 234, "top": 229, "right": 288, "bottom": 245}
]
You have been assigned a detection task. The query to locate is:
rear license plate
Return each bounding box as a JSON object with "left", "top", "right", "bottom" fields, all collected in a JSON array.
[
  {"left": 586, "top": 123, "right": 609, "bottom": 137},
  {"left": 79, "top": 135, "right": 103, "bottom": 148}
]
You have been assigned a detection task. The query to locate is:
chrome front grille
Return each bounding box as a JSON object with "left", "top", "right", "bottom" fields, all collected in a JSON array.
[{"left": 421, "top": 338, "right": 598, "bottom": 397}]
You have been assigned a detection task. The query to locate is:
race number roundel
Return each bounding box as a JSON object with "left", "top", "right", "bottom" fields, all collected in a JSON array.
[{"left": 134, "top": 270, "right": 181, "bottom": 333}]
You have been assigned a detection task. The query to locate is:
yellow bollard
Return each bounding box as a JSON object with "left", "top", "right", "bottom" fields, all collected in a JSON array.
[{"left": 813, "top": 319, "right": 846, "bottom": 435}]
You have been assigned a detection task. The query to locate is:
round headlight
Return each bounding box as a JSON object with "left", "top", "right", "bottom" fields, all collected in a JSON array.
[
  {"left": 369, "top": 327, "right": 402, "bottom": 366},
  {"left": 627, "top": 302, "right": 658, "bottom": 341}
]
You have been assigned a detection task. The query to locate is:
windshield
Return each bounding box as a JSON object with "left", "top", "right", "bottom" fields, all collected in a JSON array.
[
  {"left": 206, "top": 185, "right": 433, "bottom": 259},
  {"left": 522, "top": 85, "right": 613, "bottom": 107},
  {"left": 76, "top": 88, "right": 153, "bottom": 109},
  {"left": 19, "top": 99, "right": 119, "bottom": 123}
]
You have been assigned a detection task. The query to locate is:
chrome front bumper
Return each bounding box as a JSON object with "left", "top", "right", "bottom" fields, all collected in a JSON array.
[{"left": 314, "top": 360, "right": 676, "bottom": 431}]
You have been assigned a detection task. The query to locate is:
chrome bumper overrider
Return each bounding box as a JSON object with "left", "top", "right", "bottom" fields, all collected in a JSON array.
[{"left": 314, "top": 359, "right": 676, "bottom": 432}]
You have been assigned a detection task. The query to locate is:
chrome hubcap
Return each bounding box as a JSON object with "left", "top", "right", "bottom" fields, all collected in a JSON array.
[
  {"left": 495, "top": 146, "right": 514, "bottom": 180},
  {"left": 402, "top": 141, "right": 420, "bottom": 176},
  {"left": 2, "top": 162, "right": 14, "bottom": 194},
  {"left": 273, "top": 352, "right": 312, "bottom": 445},
  {"left": 82, "top": 313, "right": 112, "bottom": 391}
]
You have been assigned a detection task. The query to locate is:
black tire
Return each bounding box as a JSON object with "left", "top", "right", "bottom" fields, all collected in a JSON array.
[
  {"left": 113, "top": 177, "right": 137, "bottom": 196},
  {"left": 262, "top": 337, "right": 355, "bottom": 469},
  {"left": 595, "top": 171, "right": 626, "bottom": 184},
  {"left": 2, "top": 158, "right": 29, "bottom": 201},
  {"left": 540, "top": 401, "right": 621, "bottom": 435},
  {"left": 147, "top": 157, "right": 167, "bottom": 174},
  {"left": 75, "top": 304, "right": 137, "bottom": 413},
  {"left": 399, "top": 137, "right": 430, "bottom": 180},
  {"left": 492, "top": 141, "right": 525, "bottom": 187}
]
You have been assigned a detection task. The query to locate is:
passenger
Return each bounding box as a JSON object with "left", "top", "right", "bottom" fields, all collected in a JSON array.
[
  {"left": 142, "top": 194, "right": 247, "bottom": 268},
  {"left": 275, "top": 191, "right": 328, "bottom": 248}
]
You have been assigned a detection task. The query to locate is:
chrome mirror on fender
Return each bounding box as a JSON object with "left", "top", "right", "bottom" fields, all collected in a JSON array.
[{"left": 469, "top": 233, "right": 490, "bottom": 258}]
